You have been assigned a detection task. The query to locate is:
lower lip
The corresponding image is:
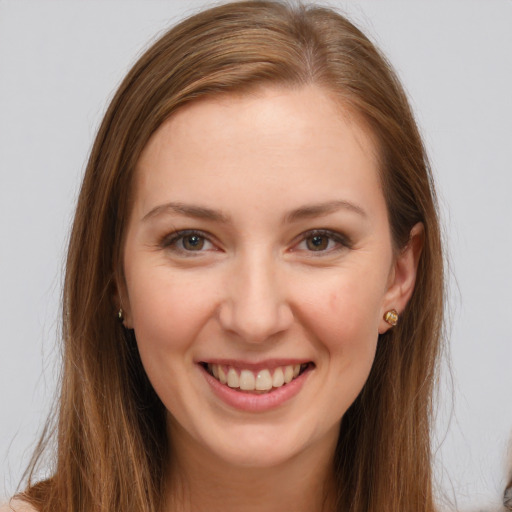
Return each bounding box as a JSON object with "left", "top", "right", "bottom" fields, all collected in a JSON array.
[{"left": 200, "top": 365, "right": 312, "bottom": 412}]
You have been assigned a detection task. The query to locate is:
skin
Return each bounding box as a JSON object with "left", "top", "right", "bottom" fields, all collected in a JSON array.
[
  {"left": 0, "top": 501, "right": 37, "bottom": 512},
  {"left": 120, "top": 85, "right": 423, "bottom": 512}
]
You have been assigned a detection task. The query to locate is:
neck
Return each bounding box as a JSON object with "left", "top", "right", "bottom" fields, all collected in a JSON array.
[{"left": 164, "top": 424, "right": 339, "bottom": 512}]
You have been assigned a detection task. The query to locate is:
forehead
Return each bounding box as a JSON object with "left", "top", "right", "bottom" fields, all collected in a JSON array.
[{"left": 132, "top": 85, "right": 383, "bottom": 220}]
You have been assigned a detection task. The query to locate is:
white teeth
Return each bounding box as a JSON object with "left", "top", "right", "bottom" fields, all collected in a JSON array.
[
  {"left": 218, "top": 365, "right": 227, "bottom": 384},
  {"left": 284, "top": 365, "right": 294, "bottom": 384},
  {"left": 255, "top": 369, "right": 273, "bottom": 391},
  {"left": 239, "top": 370, "right": 255, "bottom": 390},
  {"left": 207, "top": 363, "right": 308, "bottom": 391},
  {"left": 272, "top": 367, "right": 284, "bottom": 387},
  {"left": 227, "top": 368, "right": 239, "bottom": 388}
]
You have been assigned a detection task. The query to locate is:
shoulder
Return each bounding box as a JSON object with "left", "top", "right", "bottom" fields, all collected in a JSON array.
[{"left": 0, "top": 499, "right": 38, "bottom": 512}]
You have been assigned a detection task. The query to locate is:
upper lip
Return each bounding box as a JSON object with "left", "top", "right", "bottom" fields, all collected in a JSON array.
[{"left": 198, "top": 358, "right": 313, "bottom": 371}]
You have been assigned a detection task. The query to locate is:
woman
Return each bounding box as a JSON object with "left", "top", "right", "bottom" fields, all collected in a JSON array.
[{"left": 5, "top": 1, "right": 444, "bottom": 511}]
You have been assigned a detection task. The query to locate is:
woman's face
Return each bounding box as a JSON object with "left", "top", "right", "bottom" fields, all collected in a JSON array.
[{"left": 121, "top": 85, "right": 415, "bottom": 469}]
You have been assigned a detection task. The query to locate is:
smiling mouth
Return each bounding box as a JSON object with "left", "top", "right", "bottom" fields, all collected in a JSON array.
[{"left": 201, "top": 362, "right": 312, "bottom": 394}]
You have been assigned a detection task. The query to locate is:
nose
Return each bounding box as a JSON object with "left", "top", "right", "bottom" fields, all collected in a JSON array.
[{"left": 218, "top": 253, "right": 294, "bottom": 344}]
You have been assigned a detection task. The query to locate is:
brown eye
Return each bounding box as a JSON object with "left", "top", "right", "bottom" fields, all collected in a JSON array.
[
  {"left": 182, "top": 234, "right": 205, "bottom": 251},
  {"left": 306, "top": 235, "right": 329, "bottom": 251},
  {"left": 161, "top": 230, "right": 216, "bottom": 256},
  {"left": 295, "top": 230, "right": 351, "bottom": 255}
]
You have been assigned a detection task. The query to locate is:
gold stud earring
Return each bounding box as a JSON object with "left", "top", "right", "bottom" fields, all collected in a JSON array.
[
  {"left": 384, "top": 309, "right": 398, "bottom": 326},
  {"left": 118, "top": 308, "right": 123, "bottom": 322}
]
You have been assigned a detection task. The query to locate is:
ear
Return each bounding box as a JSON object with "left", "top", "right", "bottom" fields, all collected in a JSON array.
[
  {"left": 378, "top": 222, "right": 424, "bottom": 334},
  {"left": 114, "top": 272, "right": 134, "bottom": 329}
]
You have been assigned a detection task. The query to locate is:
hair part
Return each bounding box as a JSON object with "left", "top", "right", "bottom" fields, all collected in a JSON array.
[{"left": 20, "top": 2, "right": 444, "bottom": 511}]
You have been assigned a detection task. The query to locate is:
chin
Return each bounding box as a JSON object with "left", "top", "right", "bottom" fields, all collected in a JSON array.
[{"left": 199, "top": 419, "right": 338, "bottom": 471}]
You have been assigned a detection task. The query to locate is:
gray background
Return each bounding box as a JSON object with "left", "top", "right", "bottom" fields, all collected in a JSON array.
[{"left": 1, "top": 1, "right": 511, "bottom": 510}]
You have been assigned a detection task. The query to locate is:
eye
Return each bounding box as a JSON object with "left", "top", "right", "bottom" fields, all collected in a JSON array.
[
  {"left": 181, "top": 233, "right": 206, "bottom": 251},
  {"left": 305, "top": 234, "right": 331, "bottom": 251},
  {"left": 294, "top": 229, "right": 350, "bottom": 254},
  {"left": 161, "top": 230, "right": 216, "bottom": 254}
]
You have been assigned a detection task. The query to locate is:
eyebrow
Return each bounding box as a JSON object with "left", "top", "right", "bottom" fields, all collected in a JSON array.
[
  {"left": 142, "top": 202, "right": 231, "bottom": 223},
  {"left": 283, "top": 200, "right": 367, "bottom": 223},
  {"left": 141, "top": 199, "right": 367, "bottom": 224}
]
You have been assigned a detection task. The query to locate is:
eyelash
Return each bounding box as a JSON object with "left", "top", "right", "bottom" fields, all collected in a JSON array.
[
  {"left": 160, "top": 229, "right": 216, "bottom": 255},
  {"left": 293, "top": 229, "right": 352, "bottom": 255},
  {"left": 160, "top": 229, "right": 351, "bottom": 256}
]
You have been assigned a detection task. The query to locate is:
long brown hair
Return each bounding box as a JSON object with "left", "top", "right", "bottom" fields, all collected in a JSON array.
[{"left": 19, "top": 2, "right": 444, "bottom": 511}]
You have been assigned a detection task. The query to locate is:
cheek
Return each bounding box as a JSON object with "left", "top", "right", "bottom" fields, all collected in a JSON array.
[
  {"left": 306, "top": 276, "right": 384, "bottom": 338},
  {"left": 126, "top": 268, "right": 219, "bottom": 357},
  {"left": 294, "top": 270, "right": 385, "bottom": 379},
  {"left": 125, "top": 269, "right": 222, "bottom": 418}
]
